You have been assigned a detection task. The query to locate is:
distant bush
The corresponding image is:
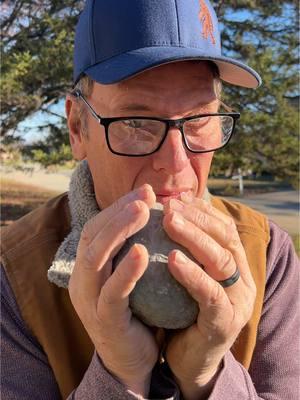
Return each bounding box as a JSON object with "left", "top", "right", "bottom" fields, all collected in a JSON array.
[
  {"left": 0, "top": 144, "right": 24, "bottom": 168},
  {"left": 31, "top": 144, "right": 74, "bottom": 168}
]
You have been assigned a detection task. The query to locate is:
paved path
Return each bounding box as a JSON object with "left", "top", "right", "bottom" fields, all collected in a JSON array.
[
  {"left": 228, "top": 191, "right": 299, "bottom": 235},
  {"left": 2, "top": 168, "right": 299, "bottom": 236}
]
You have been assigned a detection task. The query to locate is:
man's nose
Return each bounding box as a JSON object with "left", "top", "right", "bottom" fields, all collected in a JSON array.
[{"left": 152, "top": 127, "right": 190, "bottom": 173}]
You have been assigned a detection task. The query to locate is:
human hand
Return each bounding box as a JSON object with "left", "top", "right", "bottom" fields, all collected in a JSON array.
[
  {"left": 162, "top": 194, "right": 256, "bottom": 400},
  {"left": 68, "top": 184, "right": 158, "bottom": 397}
]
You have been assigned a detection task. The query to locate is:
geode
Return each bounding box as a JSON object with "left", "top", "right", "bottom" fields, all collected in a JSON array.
[{"left": 113, "top": 203, "right": 201, "bottom": 329}]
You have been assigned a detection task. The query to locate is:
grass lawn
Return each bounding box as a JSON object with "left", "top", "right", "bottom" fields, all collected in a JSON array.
[{"left": 1, "top": 178, "right": 60, "bottom": 227}]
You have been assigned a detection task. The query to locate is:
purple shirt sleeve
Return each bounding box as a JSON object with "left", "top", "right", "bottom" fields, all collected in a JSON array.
[
  {"left": 1, "top": 265, "right": 61, "bottom": 400},
  {"left": 1, "top": 220, "right": 299, "bottom": 399},
  {"left": 208, "top": 220, "right": 300, "bottom": 399}
]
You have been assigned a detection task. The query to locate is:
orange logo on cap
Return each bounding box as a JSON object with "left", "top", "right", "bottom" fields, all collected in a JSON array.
[{"left": 198, "top": 0, "right": 216, "bottom": 45}]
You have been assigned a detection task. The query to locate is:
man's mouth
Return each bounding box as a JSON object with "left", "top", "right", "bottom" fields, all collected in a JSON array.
[{"left": 156, "top": 190, "right": 192, "bottom": 204}]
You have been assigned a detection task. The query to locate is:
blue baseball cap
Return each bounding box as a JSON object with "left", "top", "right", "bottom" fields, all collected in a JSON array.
[{"left": 74, "top": 0, "right": 261, "bottom": 88}]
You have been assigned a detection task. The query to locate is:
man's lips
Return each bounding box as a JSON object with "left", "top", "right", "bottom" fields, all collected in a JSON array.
[{"left": 156, "top": 190, "right": 192, "bottom": 204}]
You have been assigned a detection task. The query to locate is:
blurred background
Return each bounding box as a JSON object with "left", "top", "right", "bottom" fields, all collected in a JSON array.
[{"left": 0, "top": 1, "right": 299, "bottom": 254}]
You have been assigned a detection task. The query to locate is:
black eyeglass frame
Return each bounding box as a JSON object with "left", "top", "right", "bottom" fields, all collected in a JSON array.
[{"left": 71, "top": 89, "right": 240, "bottom": 157}]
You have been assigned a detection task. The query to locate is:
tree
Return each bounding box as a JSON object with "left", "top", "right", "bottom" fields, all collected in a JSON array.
[
  {"left": 211, "top": 1, "right": 299, "bottom": 187},
  {"left": 1, "top": 1, "right": 83, "bottom": 134},
  {"left": 1, "top": 1, "right": 299, "bottom": 184}
]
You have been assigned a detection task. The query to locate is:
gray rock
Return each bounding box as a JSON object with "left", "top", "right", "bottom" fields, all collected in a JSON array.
[{"left": 113, "top": 203, "right": 201, "bottom": 329}]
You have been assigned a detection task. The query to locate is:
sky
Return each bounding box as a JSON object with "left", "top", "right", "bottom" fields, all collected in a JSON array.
[{"left": 16, "top": 99, "right": 65, "bottom": 143}]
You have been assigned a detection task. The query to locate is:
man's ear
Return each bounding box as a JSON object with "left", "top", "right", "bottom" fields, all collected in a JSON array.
[{"left": 65, "top": 95, "right": 87, "bottom": 160}]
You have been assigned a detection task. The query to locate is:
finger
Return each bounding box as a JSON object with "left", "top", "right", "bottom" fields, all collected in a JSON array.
[
  {"left": 86, "top": 183, "right": 156, "bottom": 242},
  {"left": 168, "top": 250, "right": 233, "bottom": 323},
  {"left": 70, "top": 200, "right": 150, "bottom": 303},
  {"left": 98, "top": 244, "right": 148, "bottom": 321},
  {"left": 87, "top": 200, "right": 151, "bottom": 266},
  {"left": 178, "top": 195, "right": 254, "bottom": 286},
  {"left": 163, "top": 211, "right": 238, "bottom": 283},
  {"left": 168, "top": 250, "right": 255, "bottom": 334},
  {"left": 165, "top": 199, "right": 242, "bottom": 250},
  {"left": 181, "top": 193, "right": 232, "bottom": 226},
  {"left": 164, "top": 201, "right": 252, "bottom": 285}
]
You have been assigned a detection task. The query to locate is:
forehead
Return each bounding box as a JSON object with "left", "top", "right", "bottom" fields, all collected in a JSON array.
[{"left": 91, "top": 61, "right": 217, "bottom": 115}]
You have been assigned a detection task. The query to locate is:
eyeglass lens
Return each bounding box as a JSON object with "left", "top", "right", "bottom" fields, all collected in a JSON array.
[{"left": 108, "top": 116, "right": 233, "bottom": 155}]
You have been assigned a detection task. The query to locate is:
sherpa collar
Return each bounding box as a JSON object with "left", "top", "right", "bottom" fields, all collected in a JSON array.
[
  {"left": 47, "top": 160, "right": 97, "bottom": 288},
  {"left": 47, "top": 160, "right": 210, "bottom": 289}
]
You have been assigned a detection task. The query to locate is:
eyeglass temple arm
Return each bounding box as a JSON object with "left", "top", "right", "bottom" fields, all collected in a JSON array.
[{"left": 71, "top": 90, "right": 101, "bottom": 123}]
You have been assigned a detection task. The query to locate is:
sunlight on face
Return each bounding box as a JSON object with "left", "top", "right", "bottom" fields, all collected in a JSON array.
[{"left": 77, "top": 61, "right": 219, "bottom": 209}]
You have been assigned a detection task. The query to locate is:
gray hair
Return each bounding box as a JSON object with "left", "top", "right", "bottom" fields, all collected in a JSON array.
[{"left": 73, "top": 75, "right": 94, "bottom": 136}]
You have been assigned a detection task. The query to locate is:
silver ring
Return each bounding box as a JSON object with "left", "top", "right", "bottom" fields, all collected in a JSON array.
[{"left": 217, "top": 267, "right": 240, "bottom": 288}]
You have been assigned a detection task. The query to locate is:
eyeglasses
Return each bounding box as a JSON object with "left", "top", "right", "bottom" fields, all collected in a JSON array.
[{"left": 71, "top": 89, "right": 240, "bottom": 157}]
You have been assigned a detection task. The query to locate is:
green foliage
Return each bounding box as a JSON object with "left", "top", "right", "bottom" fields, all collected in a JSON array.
[
  {"left": 1, "top": 1, "right": 82, "bottom": 134},
  {"left": 1, "top": 0, "right": 299, "bottom": 179},
  {"left": 31, "top": 144, "right": 73, "bottom": 168},
  {"left": 210, "top": 1, "right": 299, "bottom": 186},
  {"left": 22, "top": 123, "right": 73, "bottom": 167}
]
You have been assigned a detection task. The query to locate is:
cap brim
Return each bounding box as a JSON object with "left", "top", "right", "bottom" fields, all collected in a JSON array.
[{"left": 84, "top": 46, "right": 261, "bottom": 88}]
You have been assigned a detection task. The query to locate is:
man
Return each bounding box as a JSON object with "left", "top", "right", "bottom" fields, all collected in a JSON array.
[{"left": 1, "top": 1, "right": 299, "bottom": 399}]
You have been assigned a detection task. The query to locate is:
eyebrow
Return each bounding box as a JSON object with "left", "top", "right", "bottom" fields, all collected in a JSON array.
[{"left": 118, "top": 104, "right": 153, "bottom": 113}]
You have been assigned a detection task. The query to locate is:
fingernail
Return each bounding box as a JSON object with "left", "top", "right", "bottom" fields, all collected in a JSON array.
[
  {"left": 172, "top": 212, "right": 185, "bottom": 226},
  {"left": 175, "top": 251, "right": 187, "bottom": 264},
  {"left": 136, "top": 184, "right": 153, "bottom": 199},
  {"left": 180, "top": 191, "right": 194, "bottom": 203},
  {"left": 169, "top": 199, "right": 184, "bottom": 211},
  {"left": 130, "top": 244, "right": 141, "bottom": 260},
  {"left": 126, "top": 201, "right": 140, "bottom": 215}
]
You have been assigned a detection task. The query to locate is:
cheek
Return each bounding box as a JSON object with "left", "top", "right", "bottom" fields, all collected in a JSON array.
[
  {"left": 191, "top": 151, "right": 214, "bottom": 172},
  {"left": 190, "top": 152, "right": 214, "bottom": 194},
  {"left": 87, "top": 145, "right": 146, "bottom": 209}
]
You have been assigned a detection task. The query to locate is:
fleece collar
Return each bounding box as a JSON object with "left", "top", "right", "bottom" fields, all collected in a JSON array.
[{"left": 47, "top": 160, "right": 97, "bottom": 288}]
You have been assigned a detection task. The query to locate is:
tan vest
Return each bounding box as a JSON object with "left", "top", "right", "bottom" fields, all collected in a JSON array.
[{"left": 1, "top": 193, "right": 270, "bottom": 399}]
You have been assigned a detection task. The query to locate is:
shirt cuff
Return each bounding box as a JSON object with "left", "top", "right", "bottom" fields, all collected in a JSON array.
[
  {"left": 208, "top": 351, "right": 256, "bottom": 399},
  {"left": 72, "top": 351, "right": 179, "bottom": 400}
]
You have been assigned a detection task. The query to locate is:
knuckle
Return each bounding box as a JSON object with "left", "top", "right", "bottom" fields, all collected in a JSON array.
[
  {"left": 110, "top": 196, "right": 124, "bottom": 213},
  {"left": 200, "top": 199, "right": 213, "bottom": 214},
  {"left": 192, "top": 228, "right": 208, "bottom": 248},
  {"left": 225, "top": 219, "right": 240, "bottom": 248},
  {"left": 189, "top": 265, "right": 205, "bottom": 288},
  {"left": 81, "top": 219, "right": 96, "bottom": 243},
  {"left": 218, "top": 249, "right": 233, "bottom": 274},
  {"left": 101, "top": 286, "right": 114, "bottom": 307},
  {"left": 194, "top": 209, "right": 209, "bottom": 228},
  {"left": 85, "top": 244, "right": 98, "bottom": 266},
  {"left": 113, "top": 265, "right": 127, "bottom": 284},
  {"left": 208, "top": 282, "right": 224, "bottom": 305}
]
